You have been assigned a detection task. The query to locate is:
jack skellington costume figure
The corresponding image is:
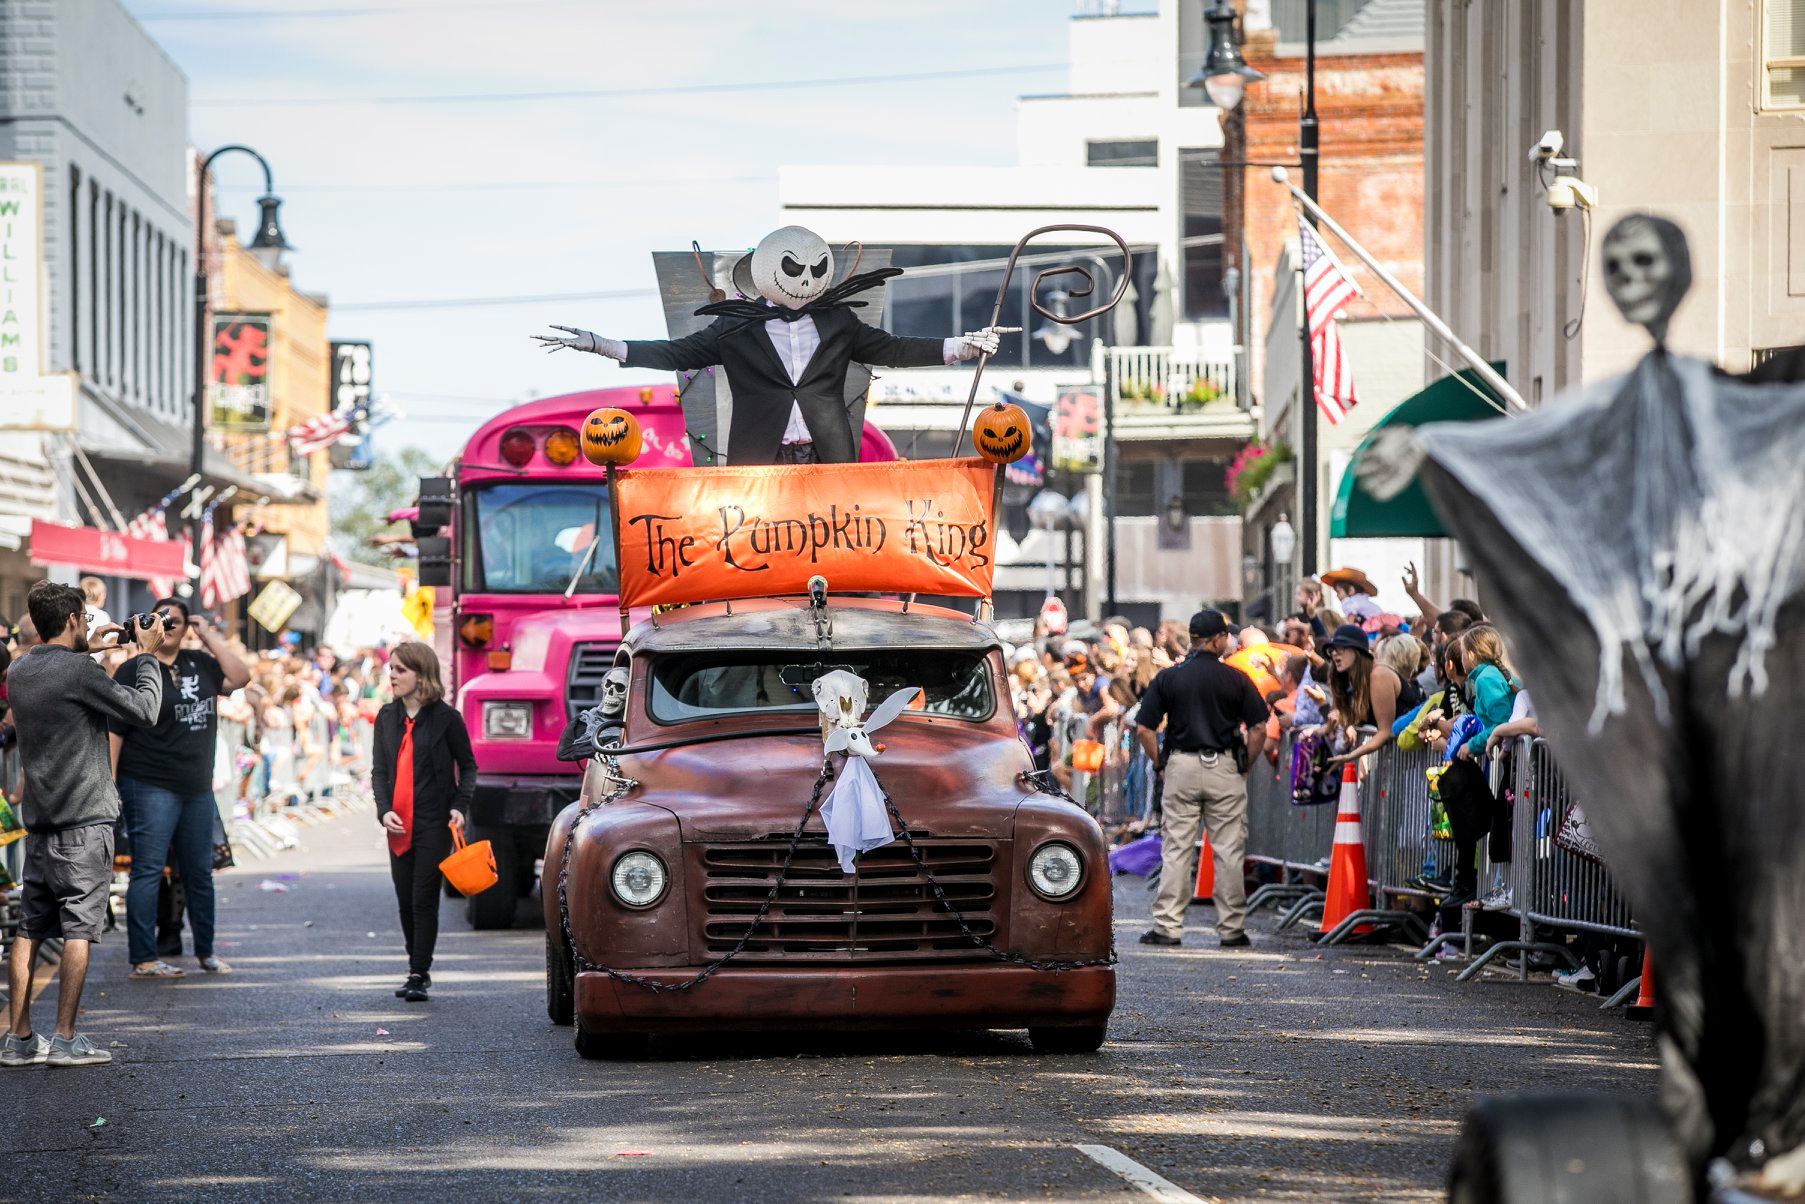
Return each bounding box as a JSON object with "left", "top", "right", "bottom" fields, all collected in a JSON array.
[
  {"left": 534, "top": 225, "right": 1011, "bottom": 465},
  {"left": 1362, "top": 215, "right": 1805, "bottom": 1189}
]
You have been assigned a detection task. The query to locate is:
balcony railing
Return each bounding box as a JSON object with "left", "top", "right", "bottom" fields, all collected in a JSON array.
[{"left": 1103, "top": 345, "right": 1236, "bottom": 412}]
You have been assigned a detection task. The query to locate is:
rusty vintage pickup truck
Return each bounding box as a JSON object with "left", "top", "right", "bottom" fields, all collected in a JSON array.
[{"left": 543, "top": 596, "right": 1115, "bottom": 1059}]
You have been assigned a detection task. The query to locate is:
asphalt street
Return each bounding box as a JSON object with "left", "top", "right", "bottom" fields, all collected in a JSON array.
[{"left": 5, "top": 809, "right": 1657, "bottom": 1203}]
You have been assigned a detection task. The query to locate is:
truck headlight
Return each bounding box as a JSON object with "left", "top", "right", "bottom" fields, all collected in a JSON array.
[
  {"left": 483, "top": 701, "right": 533, "bottom": 740},
  {"left": 1028, "top": 841, "right": 1083, "bottom": 900},
  {"left": 610, "top": 851, "right": 668, "bottom": 908}
]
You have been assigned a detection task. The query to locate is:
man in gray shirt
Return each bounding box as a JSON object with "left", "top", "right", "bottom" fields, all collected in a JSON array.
[{"left": 3, "top": 581, "right": 166, "bottom": 1068}]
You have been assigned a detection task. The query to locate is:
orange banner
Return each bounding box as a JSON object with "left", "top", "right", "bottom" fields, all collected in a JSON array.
[{"left": 611, "top": 458, "right": 999, "bottom": 608}]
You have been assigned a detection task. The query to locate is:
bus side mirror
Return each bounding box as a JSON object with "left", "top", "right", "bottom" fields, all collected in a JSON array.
[
  {"left": 417, "top": 535, "right": 453, "bottom": 588},
  {"left": 413, "top": 477, "right": 453, "bottom": 538}
]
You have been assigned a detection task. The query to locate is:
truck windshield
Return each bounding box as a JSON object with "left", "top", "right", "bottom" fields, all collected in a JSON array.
[
  {"left": 466, "top": 483, "right": 619, "bottom": 594},
  {"left": 648, "top": 650, "right": 995, "bottom": 725}
]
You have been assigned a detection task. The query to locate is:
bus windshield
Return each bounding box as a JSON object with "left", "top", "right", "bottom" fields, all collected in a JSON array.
[{"left": 466, "top": 482, "right": 619, "bottom": 594}]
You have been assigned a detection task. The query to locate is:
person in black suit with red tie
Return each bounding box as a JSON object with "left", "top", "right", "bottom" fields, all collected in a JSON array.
[
  {"left": 533, "top": 225, "right": 1009, "bottom": 465},
  {"left": 372, "top": 641, "right": 475, "bottom": 1003}
]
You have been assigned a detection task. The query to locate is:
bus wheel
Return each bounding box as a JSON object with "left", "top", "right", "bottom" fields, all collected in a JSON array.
[
  {"left": 1448, "top": 1093, "right": 1692, "bottom": 1204},
  {"left": 545, "top": 935, "right": 573, "bottom": 1026},
  {"left": 464, "top": 826, "right": 519, "bottom": 930}
]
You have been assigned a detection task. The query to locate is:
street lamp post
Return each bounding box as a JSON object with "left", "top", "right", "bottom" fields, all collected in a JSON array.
[
  {"left": 190, "top": 145, "right": 291, "bottom": 596},
  {"left": 1190, "top": 0, "right": 1322, "bottom": 576}
]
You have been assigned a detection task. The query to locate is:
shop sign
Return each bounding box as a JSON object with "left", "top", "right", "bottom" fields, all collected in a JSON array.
[
  {"left": 209, "top": 314, "right": 273, "bottom": 431},
  {"left": 27, "top": 519, "right": 187, "bottom": 581},
  {"left": 247, "top": 580, "right": 304, "bottom": 632},
  {"left": 328, "top": 341, "right": 374, "bottom": 470},
  {"left": 1052, "top": 384, "right": 1101, "bottom": 473}
]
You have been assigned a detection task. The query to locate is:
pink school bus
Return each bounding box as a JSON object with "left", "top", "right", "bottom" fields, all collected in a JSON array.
[{"left": 411, "top": 384, "right": 899, "bottom": 927}]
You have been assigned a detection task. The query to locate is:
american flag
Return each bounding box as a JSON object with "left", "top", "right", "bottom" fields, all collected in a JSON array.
[
  {"left": 1299, "top": 219, "right": 1360, "bottom": 424},
  {"left": 199, "top": 517, "right": 253, "bottom": 608},
  {"left": 288, "top": 404, "right": 361, "bottom": 456},
  {"left": 126, "top": 507, "right": 181, "bottom": 596}
]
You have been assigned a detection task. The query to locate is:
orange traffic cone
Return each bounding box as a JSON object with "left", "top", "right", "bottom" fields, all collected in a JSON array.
[
  {"left": 1191, "top": 833, "right": 1215, "bottom": 902},
  {"left": 1625, "top": 948, "right": 1656, "bottom": 1021},
  {"left": 1319, "top": 762, "right": 1373, "bottom": 936}
]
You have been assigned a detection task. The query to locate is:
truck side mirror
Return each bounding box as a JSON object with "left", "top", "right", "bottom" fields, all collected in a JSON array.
[
  {"left": 413, "top": 476, "right": 453, "bottom": 538},
  {"left": 416, "top": 535, "right": 453, "bottom": 588}
]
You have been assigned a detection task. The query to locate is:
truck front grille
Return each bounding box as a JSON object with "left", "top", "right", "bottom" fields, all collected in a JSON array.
[
  {"left": 696, "top": 838, "right": 1002, "bottom": 963},
  {"left": 565, "top": 642, "right": 614, "bottom": 721}
]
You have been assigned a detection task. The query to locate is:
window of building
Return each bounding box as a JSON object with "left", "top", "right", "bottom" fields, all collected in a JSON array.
[
  {"left": 1111, "top": 457, "right": 1237, "bottom": 518},
  {"left": 1086, "top": 139, "right": 1158, "bottom": 168},
  {"left": 69, "top": 167, "right": 82, "bottom": 374},
  {"left": 103, "top": 192, "right": 115, "bottom": 387},
  {"left": 1181, "top": 149, "right": 1227, "bottom": 320},
  {"left": 1764, "top": 1, "right": 1805, "bottom": 108},
  {"left": 89, "top": 183, "right": 99, "bottom": 384}
]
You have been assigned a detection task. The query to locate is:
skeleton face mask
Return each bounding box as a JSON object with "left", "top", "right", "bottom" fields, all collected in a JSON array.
[
  {"left": 599, "top": 667, "right": 629, "bottom": 719},
  {"left": 1602, "top": 215, "right": 1691, "bottom": 343},
  {"left": 749, "top": 225, "right": 833, "bottom": 310}
]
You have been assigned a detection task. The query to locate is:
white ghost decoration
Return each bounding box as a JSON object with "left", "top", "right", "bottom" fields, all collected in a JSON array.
[
  {"left": 750, "top": 225, "right": 834, "bottom": 311},
  {"left": 810, "top": 670, "right": 921, "bottom": 873}
]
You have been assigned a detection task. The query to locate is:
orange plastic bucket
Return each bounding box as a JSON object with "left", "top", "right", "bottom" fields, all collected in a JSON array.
[
  {"left": 439, "top": 821, "right": 498, "bottom": 895},
  {"left": 1072, "top": 739, "right": 1106, "bottom": 773}
]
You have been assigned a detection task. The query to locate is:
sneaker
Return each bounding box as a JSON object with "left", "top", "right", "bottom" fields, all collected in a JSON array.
[
  {"left": 0, "top": 1032, "right": 49, "bottom": 1067},
  {"left": 1479, "top": 886, "right": 1514, "bottom": 911},
  {"left": 1434, "top": 944, "right": 1466, "bottom": 962},
  {"left": 1409, "top": 874, "right": 1455, "bottom": 894},
  {"left": 1137, "top": 931, "right": 1182, "bottom": 947},
  {"left": 394, "top": 973, "right": 431, "bottom": 998},
  {"left": 47, "top": 1034, "right": 112, "bottom": 1067},
  {"left": 1555, "top": 964, "right": 1598, "bottom": 993},
  {"left": 400, "top": 973, "right": 430, "bottom": 1002},
  {"left": 130, "top": 960, "right": 185, "bottom": 979},
  {"left": 198, "top": 956, "right": 232, "bottom": 974},
  {"left": 1219, "top": 933, "right": 1251, "bottom": 948}
]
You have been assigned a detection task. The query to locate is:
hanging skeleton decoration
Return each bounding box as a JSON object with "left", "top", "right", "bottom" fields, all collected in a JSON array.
[
  {"left": 1360, "top": 215, "right": 1805, "bottom": 1187},
  {"left": 555, "top": 667, "right": 629, "bottom": 764},
  {"left": 532, "top": 224, "right": 1010, "bottom": 466},
  {"left": 811, "top": 669, "right": 920, "bottom": 874}
]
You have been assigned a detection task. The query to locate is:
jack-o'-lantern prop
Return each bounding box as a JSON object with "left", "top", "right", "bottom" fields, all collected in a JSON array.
[
  {"left": 972, "top": 400, "right": 1031, "bottom": 464},
  {"left": 581, "top": 407, "right": 642, "bottom": 466}
]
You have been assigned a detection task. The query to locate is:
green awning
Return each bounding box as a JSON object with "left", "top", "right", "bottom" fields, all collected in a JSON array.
[{"left": 1331, "top": 364, "right": 1510, "bottom": 538}]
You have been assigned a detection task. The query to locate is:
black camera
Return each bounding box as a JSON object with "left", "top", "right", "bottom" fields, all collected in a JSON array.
[{"left": 127, "top": 612, "right": 182, "bottom": 641}]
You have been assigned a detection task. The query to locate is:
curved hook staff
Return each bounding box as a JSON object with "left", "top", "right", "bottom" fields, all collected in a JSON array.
[{"left": 955, "top": 224, "right": 1134, "bottom": 446}]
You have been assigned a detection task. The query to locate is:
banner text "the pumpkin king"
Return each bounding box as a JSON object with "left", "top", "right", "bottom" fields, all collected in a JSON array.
[{"left": 610, "top": 459, "right": 999, "bottom": 607}]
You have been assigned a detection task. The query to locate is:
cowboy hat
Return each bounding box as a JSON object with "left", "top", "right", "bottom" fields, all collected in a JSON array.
[{"left": 1320, "top": 567, "right": 1379, "bottom": 596}]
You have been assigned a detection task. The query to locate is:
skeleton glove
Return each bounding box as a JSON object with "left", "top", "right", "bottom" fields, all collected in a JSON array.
[
  {"left": 532, "top": 325, "right": 627, "bottom": 361},
  {"left": 946, "top": 326, "right": 1018, "bottom": 363}
]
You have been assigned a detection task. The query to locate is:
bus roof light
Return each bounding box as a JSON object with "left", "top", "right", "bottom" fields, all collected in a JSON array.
[
  {"left": 499, "top": 427, "right": 535, "bottom": 467},
  {"left": 543, "top": 427, "right": 581, "bottom": 466}
]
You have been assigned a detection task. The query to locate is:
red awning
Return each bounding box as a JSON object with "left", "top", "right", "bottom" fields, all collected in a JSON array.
[{"left": 28, "top": 520, "right": 188, "bottom": 582}]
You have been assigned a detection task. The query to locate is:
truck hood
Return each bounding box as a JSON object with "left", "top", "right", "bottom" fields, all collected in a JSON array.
[{"left": 618, "top": 720, "right": 1036, "bottom": 842}]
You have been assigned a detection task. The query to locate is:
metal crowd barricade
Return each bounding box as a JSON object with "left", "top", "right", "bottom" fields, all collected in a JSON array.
[
  {"left": 1455, "top": 736, "right": 1636, "bottom": 983},
  {"left": 1243, "top": 731, "right": 1341, "bottom": 925},
  {"left": 1318, "top": 742, "right": 1444, "bottom": 946}
]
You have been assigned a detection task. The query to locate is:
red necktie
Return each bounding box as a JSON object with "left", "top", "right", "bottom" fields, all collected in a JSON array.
[{"left": 388, "top": 715, "right": 416, "bottom": 856}]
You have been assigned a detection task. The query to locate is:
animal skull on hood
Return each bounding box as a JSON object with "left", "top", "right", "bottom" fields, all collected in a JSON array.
[
  {"left": 812, "top": 669, "right": 919, "bottom": 759},
  {"left": 749, "top": 225, "right": 834, "bottom": 311}
]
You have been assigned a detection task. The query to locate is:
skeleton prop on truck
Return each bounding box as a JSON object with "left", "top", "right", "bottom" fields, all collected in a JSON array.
[
  {"left": 811, "top": 669, "right": 920, "bottom": 874},
  {"left": 533, "top": 225, "right": 1014, "bottom": 465},
  {"left": 555, "top": 667, "right": 628, "bottom": 764},
  {"left": 1359, "top": 215, "right": 1805, "bottom": 1192}
]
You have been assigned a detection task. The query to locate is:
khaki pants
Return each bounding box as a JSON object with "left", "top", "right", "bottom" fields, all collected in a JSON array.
[{"left": 1150, "top": 751, "right": 1250, "bottom": 940}]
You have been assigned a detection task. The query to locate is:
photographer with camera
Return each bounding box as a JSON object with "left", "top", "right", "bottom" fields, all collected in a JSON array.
[
  {"left": 3, "top": 582, "right": 166, "bottom": 1068},
  {"left": 107, "top": 598, "right": 250, "bottom": 980}
]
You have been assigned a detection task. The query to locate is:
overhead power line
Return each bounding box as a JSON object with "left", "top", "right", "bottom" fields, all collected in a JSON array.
[
  {"left": 333, "top": 287, "right": 657, "bottom": 312},
  {"left": 137, "top": 1, "right": 586, "bottom": 19},
  {"left": 191, "top": 62, "right": 1065, "bottom": 108},
  {"left": 213, "top": 175, "right": 776, "bottom": 194}
]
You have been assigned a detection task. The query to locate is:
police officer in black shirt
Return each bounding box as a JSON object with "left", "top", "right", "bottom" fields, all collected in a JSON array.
[
  {"left": 1136, "top": 609, "right": 1269, "bottom": 948},
  {"left": 108, "top": 598, "right": 251, "bottom": 978}
]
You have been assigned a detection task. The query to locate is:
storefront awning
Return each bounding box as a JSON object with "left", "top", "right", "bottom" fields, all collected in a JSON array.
[{"left": 1331, "top": 365, "right": 1510, "bottom": 539}]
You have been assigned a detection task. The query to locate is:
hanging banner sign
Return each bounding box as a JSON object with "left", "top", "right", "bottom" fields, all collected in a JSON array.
[
  {"left": 612, "top": 458, "right": 998, "bottom": 608},
  {"left": 27, "top": 519, "right": 187, "bottom": 581},
  {"left": 209, "top": 314, "right": 273, "bottom": 431},
  {"left": 247, "top": 580, "right": 304, "bottom": 632},
  {"left": 0, "top": 162, "right": 45, "bottom": 389}
]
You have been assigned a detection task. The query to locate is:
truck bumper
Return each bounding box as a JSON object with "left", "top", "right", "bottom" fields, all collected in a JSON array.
[
  {"left": 471, "top": 774, "right": 579, "bottom": 829},
  {"left": 574, "top": 963, "right": 1115, "bottom": 1032}
]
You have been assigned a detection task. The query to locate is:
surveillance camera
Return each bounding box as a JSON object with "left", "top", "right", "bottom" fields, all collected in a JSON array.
[
  {"left": 1529, "top": 129, "right": 1565, "bottom": 162},
  {"left": 1545, "top": 171, "right": 1598, "bottom": 214}
]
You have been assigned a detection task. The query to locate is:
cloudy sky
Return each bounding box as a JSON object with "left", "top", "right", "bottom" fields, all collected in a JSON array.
[{"left": 123, "top": 0, "right": 1099, "bottom": 459}]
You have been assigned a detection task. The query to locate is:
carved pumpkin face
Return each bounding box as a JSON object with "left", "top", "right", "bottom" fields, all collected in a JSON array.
[
  {"left": 581, "top": 407, "right": 642, "bottom": 466},
  {"left": 972, "top": 401, "right": 1031, "bottom": 463}
]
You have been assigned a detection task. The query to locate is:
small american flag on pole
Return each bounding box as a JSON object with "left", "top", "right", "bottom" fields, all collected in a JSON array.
[
  {"left": 288, "top": 405, "right": 361, "bottom": 456},
  {"left": 199, "top": 517, "right": 253, "bottom": 608},
  {"left": 126, "top": 507, "right": 180, "bottom": 597},
  {"left": 1298, "top": 218, "right": 1360, "bottom": 424}
]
